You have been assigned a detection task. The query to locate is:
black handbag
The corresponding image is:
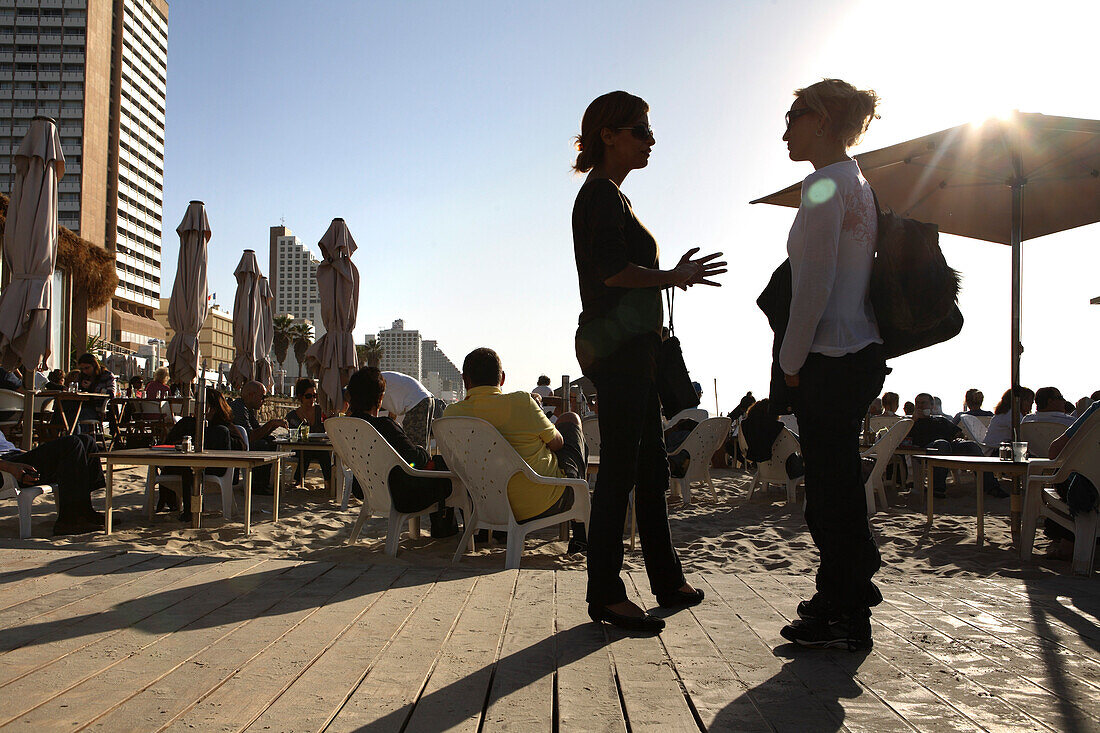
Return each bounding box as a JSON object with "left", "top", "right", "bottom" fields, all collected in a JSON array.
[{"left": 656, "top": 289, "right": 700, "bottom": 420}]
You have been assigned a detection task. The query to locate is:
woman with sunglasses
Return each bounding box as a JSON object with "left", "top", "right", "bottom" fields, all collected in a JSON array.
[
  {"left": 774, "top": 79, "right": 886, "bottom": 651},
  {"left": 285, "top": 377, "right": 332, "bottom": 486},
  {"left": 572, "top": 91, "right": 725, "bottom": 634}
]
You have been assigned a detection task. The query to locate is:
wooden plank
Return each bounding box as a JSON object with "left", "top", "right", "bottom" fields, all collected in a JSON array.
[
  {"left": 244, "top": 568, "right": 440, "bottom": 733},
  {"left": 326, "top": 570, "right": 477, "bottom": 732},
  {"left": 404, "top": 570, "right": 517, "bottom": 733},
  {"left": 626, "top": 572, "right": 767, "bottom": 732},
  {"left": 91, "top": 563, "right": 375, "bottom": 732},
  {"left": 0, "top": 559, "right": 306, "bottom": 729},
  {"left": 481, "top": 569, "right": 557, "bottom": 732},
  {"left": 0, "top": 548, "right": 93, "bottom": 567},
  {"left": 0, "top": 557, "right": 267, "bottom": 690},
  {"left": 601, "top": 574, "right": 698, "bottom": 732},
  {"left": 554, "top": 571, "right": 628, "bottom": 733},
  {"left": 0, "top": 551, "right": 141, "bottom": 610}
]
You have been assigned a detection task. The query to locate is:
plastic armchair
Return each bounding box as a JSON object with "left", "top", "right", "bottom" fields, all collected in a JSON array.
[
  {"left": 326, "top": 416, "right": 469, "bottom": 557},
  {"left": 746, "top": 427, "right": 804, "bottom": 505},
  {"left": 869, "top": 415, "right": 902, "bottom": 434},
  {"left": 145, "top": 466, "right": 238, "bottom": 521},
  {"left": 1021, "top": 411, "right": 1100, "bottom": 575},
  {"left": 778, "top": 414, "right": 799, "bottom": 435},
  {"left": 669, "top": 416, "right": 731, "bottom": 504},
  {"left": 432, "top": 416, "right": 591, "bottom": 569},
  {"left": 1, "top": 470, "right": 55, "bottom": 538},
  {"left": 666, "top": 408, "right": 708, "bottom": 426},
  {"left": 860, "top": 418, "right": 913, "bottom": 515},
  {"left": 957, "top": 414, "right": 988, "bottom": 446},
  {"left": 1020, "top": 420, "right": 1070, "bottom": 461}
]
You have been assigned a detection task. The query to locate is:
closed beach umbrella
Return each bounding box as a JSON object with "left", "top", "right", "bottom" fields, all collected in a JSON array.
[
  {"left": 166, "top": 201, "right": 211, "bottom": 390},
  {"left": 255, "top": 274, "right": 275, "bottom": 391},
  {"left": 228, "top": 250, "right": 262, "bottom": 389},
  {"left": 0, "top": 116, "right": 64, "bottom": 449},
  {"left": 305, "top": 218, "right": 360, "bottom": 413},
  {"left": 752, "top": 112, "right": 1100, "bottom": 433}
]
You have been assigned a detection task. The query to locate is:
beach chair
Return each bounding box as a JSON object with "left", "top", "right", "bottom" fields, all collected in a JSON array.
[
  {"left": 861, "top": 418, "right": 913, "bottom": 515},
  {"left": 669, "top": 416, "right": 731, "bottom": 504},
  {"left": 145, "top": 466, "right": 240, "bottom": 521},
  {"left": 745, "top": 428, "right": 804, "bottom": 505},
  {"left": 432, "top": 416, "right": 590, "bottom": 569},
  {"left": 1020, "top": 420, "right": 1070, "bottom": 461},
  {"left": 581, "top": 415, "right": 600, "bottom": 483},
  {"left": 1021, "top": 410, "right": 1100, "bottom": 575},
  {"left": 778, "top": 413, "right": 799, "bottom": 435},
  {"left": 666, "top": 407, "right": 708, "bottom": 426},
  {"left": 0, "top": 388, "right": 25, "bottom": 438},
  {"left": 0, "top": 470, "right": 55, "bottom": 538},
  {"left": 326, "top": 416, "right": 469, "bottom": 557},
  {"left": 869, "top": 414, "right": 902, "bottom": 434}
]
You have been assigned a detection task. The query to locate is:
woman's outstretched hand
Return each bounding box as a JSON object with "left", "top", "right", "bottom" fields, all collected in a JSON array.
[{"left": 671, "top": 247, "right": 726, "bottom": 289}]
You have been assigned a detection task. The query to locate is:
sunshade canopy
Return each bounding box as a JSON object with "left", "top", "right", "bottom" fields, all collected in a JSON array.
[
  {"left": 165, "top": 201, "right": 211, "bottom": 387},
  {"left": 305, "top": 218, "right": 360, "bottom": 412},
  {"left": 229, "top": 250, "right": 262, "bottom": 388}
]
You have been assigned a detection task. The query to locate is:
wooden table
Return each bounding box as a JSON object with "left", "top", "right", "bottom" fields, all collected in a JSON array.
[
  {"left": 100, "top": 448, "right": 293, "bottom": 535},
  {"left": 915, "top": 454, "right": 1030, "bottom": 547},
  {"left": 53, "top": 392, "right": 112, "bottom": 435},
  {"left": 273, "top": 439, "right": 344, "bottom": 501}
]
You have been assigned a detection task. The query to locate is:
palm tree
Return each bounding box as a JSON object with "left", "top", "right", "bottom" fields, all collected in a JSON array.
[
  {"left": 363, "top": 338, "right": 384, "bottom": 369},
  {"left": 272, "top": 314, "right": 294, "bottom": 374},
  {"left": 290, "top": 322, "right": 314, "bottom": 379},
  {"left": 355, "top": 344, "right": 368, "bottom": 368}
]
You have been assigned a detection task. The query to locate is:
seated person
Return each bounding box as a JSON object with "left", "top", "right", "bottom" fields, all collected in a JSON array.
[
  {"left": 984, "top": 386, "right": 1035, "bottom": 450},
  {"left": 159, "top": 388, "right": 246, "bottom": 518},
  {"left": 443, "top": 347, "right": 587, "bottom": 551},
  {"left": 345, "top": 367, "right": 457, "bottom": 537},
  {"left": 1022, "top": 386, "right": 1076, "bottom": 428},
  {"left": 76, "top": 353, "right": 116, "bottom": 395},
  {"left": 43, "top": 369, "right": 66, "bottom": 392},
  {"left": 146, "top": 367, "right": 171, "bottom": 399},
  {"left": 380, "top": 371, "right": 435, "bottom": 449},
  {"left": 952, "top": 388, "right": 993, "bottom": 424},
  {"left": 1073, "top": 397, "right": 1093, "bottom": 418},
  {"left": 0, "top": 428, "right": 105, "bottom": 535},
  {"left": 740, "top": 398, "right": 804, "bottom": 478},
  {"left": 532, "top": 375, "right": 554, "bottom": 400},
  {"left": 284, "top": 377, "right": 331, "bottom": 486},
  {"left": 1042, "top": 401, "right": 1100, "bottom": 559},
  {"left": 903, "top": 401, "right": 915, "bottom": 417},
  {"left": 231, "top": 380, "right": 288, "bottom": 494},
  {"left": 907, "top": 392, "right": 1003, "bottom": 498},
  {"left": 881, "top": 391, "right": 900, "bottom": 417}
]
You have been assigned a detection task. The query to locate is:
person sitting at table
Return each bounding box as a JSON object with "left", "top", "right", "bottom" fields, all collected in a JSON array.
[
  {"left": 230, "top": 380, "right": 288, "bottom": 495},
  {"left": 908, "top": 392, "right": 1004, "bottom": 498},
  {"left": 145, "top": 368, "right": 170, "bottom": 399},
  {"left": 903, "top": 401, "right": 915, "bottom": 417},
  {"left": 983, "top": 386, "right": 1035, "bottom": 451},
  {"left": 284, "top": 377, "right": 331, "bottom": 487},
  {"left": 43, "top": 369, "right": 66, "bottom": 392},
  {"left": 158, "top": 387, "right": 247, "bottom": 518},
  {"left": 1041, "top": 400, "right": 1100, "bottom": 559},
  {"left": 951, "top": 389, "right": 993, "bottom": 425},
  {"left": 0, "top": 427, "right": 105, "bottom": 535},
  {"left": 76, "top": 353, "right": 116, "bottom": 395},
  {"left": 532, "top": 375, "right": 554, "bottom": 400},
  {"left": 1022, "top": 386, "right": 1075, "bottom": 428},
  {"left": 345, "top": 367, "right": 458, "bottom": 537},
  {"left": 380, "top": 370, "right": 436, "bottom": 449},
  {"left": 881, "top": 391, "right": 899, "bottom": 417}
]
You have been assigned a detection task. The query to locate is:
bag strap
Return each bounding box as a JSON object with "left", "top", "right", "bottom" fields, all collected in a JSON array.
[{"left": 665, "top": 288, "right": 675, "bottom": 337}]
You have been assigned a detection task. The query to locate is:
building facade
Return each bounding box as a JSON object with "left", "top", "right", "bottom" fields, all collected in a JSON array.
[
  {"left": 155, "top": 297, "right": 233, "bottom": 372},
  {"left": 269, "top": 224, "right": 322, "bottom": 338},
  {"left": 367, "top": 319, "right": 421, "bottom": 381},
  {"left": 0, "top": 0, "right": 169, "bottom": 352},
  {"left": 421, "top": 338, "right": 463, "bottom": 401}
]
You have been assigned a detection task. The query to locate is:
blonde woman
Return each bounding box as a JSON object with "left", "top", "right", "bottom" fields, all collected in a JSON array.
[{"left": 146, "top": 367, "right": 170, "bottom": 399}]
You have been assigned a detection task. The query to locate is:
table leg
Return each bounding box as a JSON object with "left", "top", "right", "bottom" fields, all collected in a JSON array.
[
  {"left": 976, "top": 470, "right": 985, "bottom": 547},
  {"left": 332, "top": 454, "right": 342, "bottom": 502},
  {"left": 410, "top": 516, "right": 421, "bottom": 538},
  {"left": 1010, "top": 474, "right": 1022, "bottom": 550},
  {"left": 244, "top": 466, "right": 252, "bottom": 536},
  {"left": 273, "top": 458, "right": 281, "bottom": 523},
  {"left": 105, "top": 463, "right": 113, "bottom": 534},
  {"left": 925, "top": 460, "right": 934, "bottom": 526},
  {"left": 191, "top": 469, "right": 203, "bottom": 529},
  {"left": 298, "top": 451, "right": 304, "bottom": 488}
]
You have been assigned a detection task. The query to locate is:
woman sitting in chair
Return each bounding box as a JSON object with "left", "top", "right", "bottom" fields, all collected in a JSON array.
[
  {"left": 159, "top": 387, "right": 246, "bottom": 518},
  {"left": 146, "top": 368, "right": 170, "bottom": 399},
  {"left": 284, "top": 377, "right": 331, "bottom": 486},
  {"left": 345, "top": 366, "right": 457, "bottom": 537}
]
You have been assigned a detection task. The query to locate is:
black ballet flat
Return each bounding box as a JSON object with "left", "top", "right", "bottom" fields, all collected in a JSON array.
[
  {"left": 656, "top": 587, "right": 705, "bottom": 609},
  {"left": 588, "top": 603, "right": 665, "bottom": 634}
]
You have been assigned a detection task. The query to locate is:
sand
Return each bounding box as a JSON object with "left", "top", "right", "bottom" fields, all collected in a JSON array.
[{"left": 0, "top": 465, "right": 1080, "bottom": 579}]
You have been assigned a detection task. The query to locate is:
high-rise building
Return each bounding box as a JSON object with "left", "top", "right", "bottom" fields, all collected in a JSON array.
[
  {"left": 367, "top": 319, "right": 421, "bottom": 381},
  {"left": 269, "top": 224, "right": 322, "bottom": 337},
  {"left": 155, "top": 297, "right": 233, "bottom": 371},
  {"left": 0, "top": 0, "right": 169, "bottom": 352},
  {"left": 421, "top": 338, "right": 463, "bottom": 401}
]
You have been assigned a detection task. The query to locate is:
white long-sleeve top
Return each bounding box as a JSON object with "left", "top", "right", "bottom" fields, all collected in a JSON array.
[{"left": 780, "top": 159, "right": 881, "bottom": 375}]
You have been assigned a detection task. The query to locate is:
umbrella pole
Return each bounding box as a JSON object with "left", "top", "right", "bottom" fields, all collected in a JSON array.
[
  {"left": 1009, "top": 165, "right": 1024, "bottom": 551},
  {"left": 20, "top": 370, "right": 33, "bottom": 451}
]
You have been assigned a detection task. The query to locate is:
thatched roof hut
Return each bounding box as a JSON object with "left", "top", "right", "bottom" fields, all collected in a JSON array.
[{"left": 0, "top": 192, "right": 117, "bottom": 309}]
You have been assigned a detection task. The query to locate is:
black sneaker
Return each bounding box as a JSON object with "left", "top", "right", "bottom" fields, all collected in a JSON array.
[
  {"left": 796, "top": 593, "right": 833, "bottom": 622},
  {"left": 780, "top": 614, "right": 872, "bottom": 651}
]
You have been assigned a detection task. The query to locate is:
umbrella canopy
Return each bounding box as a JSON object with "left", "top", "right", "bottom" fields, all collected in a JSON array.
[
  {"left": 0, "top": 116, "right": 64, "bottom": 373},
  {"left": 165, "top": 201, "right": 211, "bottom": 389},
  {"left": 228, "top": 250, "right": 262, "bottom": 389},
  {"left": 255, "top": 274, "right": 275, "bottom": 391},
  {"left": 751, "top": 112, "right": 1100, "bottom": 434},
  {"left": 305, "top": 218, "right": 360, "bottom": 413}
]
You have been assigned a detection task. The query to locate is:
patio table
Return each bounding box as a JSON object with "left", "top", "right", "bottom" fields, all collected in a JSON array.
[
  {"left": 915, "top": 454, "right": 1030, "bottom": 548},
  {"left": 99, "top": 447, "right": 292, "bottom": 535},
  {"left": 273, "top": 438, "right": 344, "bottom": 501}
]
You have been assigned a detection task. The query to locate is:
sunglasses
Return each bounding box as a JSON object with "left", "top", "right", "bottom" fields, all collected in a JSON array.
[
  {"left": 784, "top": 107, "right": 814, "bottom": 129},
  {"left": 616, "top": 123, "right": 654, "bottom": 141},
  {"left": 302, "top": 392, "right": 317, "bottom": 399}
]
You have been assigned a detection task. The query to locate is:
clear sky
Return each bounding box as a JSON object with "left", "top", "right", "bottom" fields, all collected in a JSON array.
[{"left": 161, "top": 0, "right": 1100, "bottom": 414}]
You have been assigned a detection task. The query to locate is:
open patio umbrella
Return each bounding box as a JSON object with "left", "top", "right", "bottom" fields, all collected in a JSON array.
[
  {"left": 255, "top": 274, "right": 275, "bottom": 391},
  {"left": 751, "top": 112, "right": 1100, "bottom": 434},
  {"left": 305, "top": 218, "right": 360, "bottom": 413},
  {"left": 165, "top": 201, "right": 211, "bottom": 393},
  {"left": 228, "top": 250, "right": 262, "bottom": 389},
  {"left": 0, "top": 116, "right": 64, "bottom": 449}
]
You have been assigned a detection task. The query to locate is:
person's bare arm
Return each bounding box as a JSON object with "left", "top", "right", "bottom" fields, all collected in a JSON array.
[
  {"left": 254, "top": 418, "right": 288, "bottom": 441},
  {"left": 1048, "top": 433, "right": 1069, "bottom": 460},
  {"left": 604, "top": 248, "right": 725, "bottom": 290},
  {"left": 546, "top": 430, "right": 565, "bottom": 452}
]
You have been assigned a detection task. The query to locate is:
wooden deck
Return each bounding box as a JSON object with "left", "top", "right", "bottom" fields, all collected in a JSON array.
[{"left": 0, "top": 548, "right": 1097, "bottom": 732}]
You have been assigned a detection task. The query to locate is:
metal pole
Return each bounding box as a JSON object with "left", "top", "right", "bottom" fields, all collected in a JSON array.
[{"left": 1009, "top": 167, "right": 1024, "bottom": 441}]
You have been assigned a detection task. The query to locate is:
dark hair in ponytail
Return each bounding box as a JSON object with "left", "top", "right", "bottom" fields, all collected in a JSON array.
[{"left": 573, "top": 91, "right": 649, "bottom": 173}]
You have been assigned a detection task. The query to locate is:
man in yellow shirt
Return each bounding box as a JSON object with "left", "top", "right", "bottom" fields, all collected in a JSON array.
[{"left": 443, "top": 347, "right": 587, "bottom": 551}]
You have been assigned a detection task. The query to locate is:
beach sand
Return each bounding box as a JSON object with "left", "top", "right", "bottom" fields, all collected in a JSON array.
[{"left": 0, "top": 466, "right": 1082, "bottom": 579}]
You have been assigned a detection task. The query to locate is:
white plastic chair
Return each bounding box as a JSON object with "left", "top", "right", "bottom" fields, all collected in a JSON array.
[
  {"left": 666, "top": 407, "right": 708, "bottom": 426},
  {"left": 868, "top": 414, "right": 902, "bottom": 434},
  {"left": 432, "top": 416, "right": 590, "bottom": 569},
  {"left": 957, "top": 414, "right": 988, "bottom": 446},
  {"left": 145, "top": 467, "right": 238, "bottom": 520},
  {"left": 1020, "top": 420, "right": 1070, "bottom": 461},
  {"left": 861, "top": 418, "right": 913, "bottom": 515},
  {"left": 326, "top": 416, "right": 469, "bottom": 557},
  {"left": 745, "top": 428, "right": 804, "bottom": 505},
  {"left": 1021, "top": 410, "right": 1100, "bottom": 575},
  {"left": 0, "top": 388, "right": 25, "bottom": 434},
  {"left": 1, "top": 470, "right": 55, "bottom": 538},
  {"left": 778, "top": 413, "right": 799, "bottom": 435},
  {"left": 669, "top": 416, "right": 731, "bottom": 504}
]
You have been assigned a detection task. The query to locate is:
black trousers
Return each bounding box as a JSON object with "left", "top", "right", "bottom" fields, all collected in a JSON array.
[
  {"left": 586, "top": 348, "right": 685, "bottom": 606},
  {"left": 292, "top": 450, "right": 332, "bottom": 482},
  {"left": 792, "top": 343, "right": 886, "bottom": 615},
  {"left": 7, "top": 433, "right": 103, "bottom": 520}
]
